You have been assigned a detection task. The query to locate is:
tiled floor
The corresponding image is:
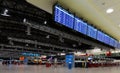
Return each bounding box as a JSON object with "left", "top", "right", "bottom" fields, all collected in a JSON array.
[{"left": 0, "top": 62, "right": 120, "bottom": 73}]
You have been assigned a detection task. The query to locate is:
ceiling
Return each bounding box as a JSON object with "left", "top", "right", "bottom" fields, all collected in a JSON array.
[
  {"left": 89, "top": 0, "right": 120, "bottom": 40},
  {"left": 27, "top": 0, "right": 120, "bottom": 41}
]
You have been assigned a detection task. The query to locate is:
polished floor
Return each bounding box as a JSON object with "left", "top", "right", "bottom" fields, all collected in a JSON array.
[{"left": 0, "top": 62, "right": 120, "bottom": 73}]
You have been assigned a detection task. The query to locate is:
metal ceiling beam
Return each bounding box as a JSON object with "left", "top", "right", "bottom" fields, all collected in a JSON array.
[
  {"left": 7, "top": 37, "right": 74, "bottom": 51},
  {"left": 24, "top": 21, "right": 113, "bottom": 49},
  {"left": 0, "top": 17, "right": 113, "bottom": 49},
  {"left": 0, "top": 44, "right": 66, "bottom": 54}
]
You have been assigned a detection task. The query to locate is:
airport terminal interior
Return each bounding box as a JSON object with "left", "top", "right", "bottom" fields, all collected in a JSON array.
[{"left": 1, "top": 0, "right": 120, "bottom": 73}]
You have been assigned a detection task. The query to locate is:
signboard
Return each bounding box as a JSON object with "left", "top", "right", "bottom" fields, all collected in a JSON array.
[{"left": 65, "top": 54, "right": 74, "bottom": 69}]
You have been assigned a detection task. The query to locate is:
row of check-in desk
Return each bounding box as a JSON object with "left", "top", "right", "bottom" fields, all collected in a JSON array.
[{"left": 75, "top": 61, "right": 120, "bottom": 68}]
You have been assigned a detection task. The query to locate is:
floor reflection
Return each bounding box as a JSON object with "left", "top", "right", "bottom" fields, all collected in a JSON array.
[{"left": 0, "top": 62, "right": 120, "bottom": 73}]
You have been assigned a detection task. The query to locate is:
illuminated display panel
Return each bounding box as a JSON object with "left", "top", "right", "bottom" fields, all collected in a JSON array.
[
  {"left": 87, "top": 25, "right": 97, "bottom": 39},
  {"left": 54, "top": 5, "right": 118, "bottom": 48},
  {"left": 74, "top": 17, "right": 81, "bottom": 32},
  {"left": 54, "top": 5, "right": 74, "bottom": 29},
  {"left": 114, "top": 40, "right": 118, "bottom": 48},
  {"left": 109, "top": 38, "right": 114, "bottom": 46},
  {"left": 103, "top": 34, "right": 110, "bottom": 45},
  {"left": 97, "top": 31, "right": 104, "bottom": 42},
  {"left": 74, "top": 17, "right": 87, "bottom": 35},
  {"left": 117, "top": 43, "right": 120, "bottom": 49}
]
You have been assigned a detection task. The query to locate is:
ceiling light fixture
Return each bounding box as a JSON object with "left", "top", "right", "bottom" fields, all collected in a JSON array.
[
  {"left": 26, "top": 44, "right": 29, "bottom": 46},
  {"left": 1, "top": 9, "right": 10, "bottom": 16},
  {"left": 46, "top": 35, "right": 50, "bottom": 38},
  {"left": 44, "top": 21, "right": 47, "bottom": 24},
  {"left": 106, "top": 8, "right": 114, "bottom": 14},
  {"left": 23, "top": 18, "right": 27, "bottom": 23}
]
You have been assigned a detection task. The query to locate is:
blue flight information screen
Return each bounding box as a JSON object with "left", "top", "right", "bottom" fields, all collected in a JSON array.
[
  {"left": 87, "top": 25, "right": 97, "bottom": 39},
  {"left": 97, "top": 31, "right": 104, "bottom": 42},
  {"left": 113, "top": 39, "right": 117, "bottom": 47},
  {"left": 54, "top": 5, "right": 74, "bottom": 29},
  {"left": 114, "top": 40, "right": 117, "bottom": 48},
  {"left": 117, "top": 43, "right": 120, "bottom": 49},
  {"left": 103, "top": 34, "right": 110, "bottom": 45},
  {"left": 54, "top": 5, "right": 119, "bottom": 48},
  {"left": 109, "top": 38, "right": 115, "bottom": 46},
  {"left": 74, "top": 17, "right": 87, "bottom": 35}
]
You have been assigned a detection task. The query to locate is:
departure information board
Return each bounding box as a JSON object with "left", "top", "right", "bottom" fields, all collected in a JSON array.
[
  {"left": 87, "top": 25, "right": 97, "bottom": 39},
  {"left": 74, "top": 17, "right": 87, "bottom": 35},
  {"left": 54, "top": 4, "right": 119, "bottom": 48},
  {"left": 112, "top": 38, "right": 116, "bottom": 47},
  {"left": 109, "top": 38, "right": 114, "bottom": 46},
  {"left": 97, "top": 31, "right": 104, "bottom": 42},
  {"left": 103, "top": 34, "right": 110, "bottom": 44},
  {"left": 54, "top": 5, "right": 74, "bottom": 29}
]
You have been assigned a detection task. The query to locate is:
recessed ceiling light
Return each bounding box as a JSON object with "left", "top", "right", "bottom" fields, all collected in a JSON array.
[
  {"left": 106, "top": 8, "right": 114, "bottom": 13},
  {"left": 44, "top": 21, "right": 47, "bottom": 24},
  {"left": 1, "top": 9, "right": 10, "bottom": 16}
]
